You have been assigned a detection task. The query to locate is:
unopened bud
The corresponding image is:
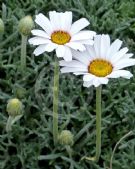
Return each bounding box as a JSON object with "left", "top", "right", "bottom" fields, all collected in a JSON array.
[
  {"left": 7, "top": 98, "right": 23, "bottom": 117},
  {"left": 18, "top": 16, "right": 34, "bottom": 36},
  {"left": 15, "top": 87, "right": 27, "bottom": 99},
  {"left": 58, "top": 130, "right": 74, "bottom": 146},
  {"left": 0, "top": 18, "right": 4, "bottom": 33}
]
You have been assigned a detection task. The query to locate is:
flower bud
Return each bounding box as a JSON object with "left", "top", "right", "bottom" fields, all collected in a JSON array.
[
  {"left": 14, "top": 87, "right": 27, "bottom": 99},
  {"left": 58, "top": 130, "right": 74, "bottom": 146},
  {"left": 7, "top": 98, "right": 23, "bottom": 117},
  {"left": 0, "top": 18, "right": 4, "bottom": 33},
  {"left": 18, "top": 16, "right": 34, "bottom": 36}
]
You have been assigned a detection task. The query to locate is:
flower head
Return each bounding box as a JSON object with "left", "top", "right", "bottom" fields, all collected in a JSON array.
[
  {"left": 7, "top": 98, "right": 23, "bottom": 117},
  {"left": 19, "top": 16, "right": 34, "bottom": 36},
  {"left": 58, "top": 130, "right": 74, "bottom": 146},
  {"left": 60, "top": 34, "right": 135, "bottom": 87},
  {"left": 29, "top": 11, "right": 96, "bottom": 61}
]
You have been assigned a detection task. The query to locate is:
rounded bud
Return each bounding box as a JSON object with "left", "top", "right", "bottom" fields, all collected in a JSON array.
[
  {"left": 0, "top": 18, "right": 4, "bottom": 33},
  {"left": 14, "top": 87, "right": 27, "bottom": 99},
  {"left": 58, "top": 130, "right": 74, "bottom": 146},
  {"left": 18, "top": 15, "right": 34, "bottom": 36},
  {"left": 7, "top": 98, "right": 23, "bottom": 117}
]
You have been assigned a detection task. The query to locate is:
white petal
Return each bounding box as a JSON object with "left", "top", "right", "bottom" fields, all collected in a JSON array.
[
  {"left": 66, "top": 42, "right": 86, "bottom": 51},
  {"left": 122, "top": 53, "right": 133, "bottom": 59},
  {"left": 33, "top": 43, "right": 58, "bottom": 55},
  {"left": 60, "top": 67, "right": 87, "bottom": 73},
  {"left": 83, "top": 81, "right": 93, "bottom": 88},
  {"left": 107, "top": 70, "right": 133, "bottom": 79},
  {"left": 35, "top": 13, "right": 53, "bottom": 35},
  {"left": 86, "top": 46, "right": 97, "bottom": 59},
  {"left": 45, "top": 43, "right": 58, "bottom": 52},
  {"left": 56, "top": 46, "right": 66, "bottom": 58},
  {"left": 83, "top": 74, "right": 94, "bottom": 81},
  {"left": 29, "top": 37, "right": 51, "bottom": 45},
  {"left": 98, "top": 77, "right": 109, "bottom": 84},
  {"left": 72, "top": 50, "right": 91, "bottom": 65},
  {"left": 49, "top": 11, "right": 72, "bottom": 31},
  {"left": 111, "top": 47, "right": 128, "bottom": 63},
  {"left": 77, "top": 40, "right": 94, "bottom": 45},
  {"left": 83, "top": 75, "right": 109, "bottom": 86},
  {"left": 49, "top": 11, "right": 61, "bottom": 30},
  {"left": 33, "top": 44, "right": 47, "bottom": 56},
  {"left": 114, "top": 59, "right": 135, "bottom": 70},
  {"left": 59, "top": 60, "right": 86, "bottom": 68},
  {"left": 74, "top": 72, "right": 89, "bottom": 75},
  {"left": 31, "top": 29, "right": 50, "bottom": 39},
  {"left": 70, "top": 18, "right": 90, "bottom": 35},
  {"left": 93, "top": 78, "right": 101, "bottom": 87},
  {"left": 94, "top": 35, "right": 102, "bottom": 57},
  {"left": 106, "top": 39, "right": 122, "bottom": 59},
  {"left": 100, "top": 34, "right": 110, "bottom": 58},
  {"left": 61, "top": 11, "right": 72, "bottom": 31},
  {"left": 61, "top": 47, "right": 72, "bottom": 61},
  {"left": 71, "top": 31, "right": 96, "bottom": 41}
]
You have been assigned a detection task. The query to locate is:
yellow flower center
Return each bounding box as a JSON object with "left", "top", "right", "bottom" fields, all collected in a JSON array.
[
  {"left": 51, "top": 31, "right": 71, "bottom": 45},
  {"left": 88, "top": 59, "right": 113, "bottom": 77}
]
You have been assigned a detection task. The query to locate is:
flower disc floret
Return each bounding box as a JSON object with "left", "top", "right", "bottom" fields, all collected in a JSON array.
[
  {"left": 51, "top": 31, "right": 71, "bottom": 45},
  {"left": 88, "top": 59, "right": 113, "bottom": 77}
]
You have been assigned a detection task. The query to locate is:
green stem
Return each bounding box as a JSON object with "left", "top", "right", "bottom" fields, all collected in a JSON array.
[
  {"left": 6, "top": 116, "right": 14, "bottom": 132},
  {"left": 80, "top": 86, "right": 102, "bottom": 162},
  {"left": 53, "top": 58, "right": 59, "bottom": 145},
  {"left": 95, "top": 85, "right": 102, "bottom": 162},
  {"left": 110, "top": 131, "right": 133, "bottom": 169},
  {"left": 21, "top": 34, "right": 27, "bottom": 72}
]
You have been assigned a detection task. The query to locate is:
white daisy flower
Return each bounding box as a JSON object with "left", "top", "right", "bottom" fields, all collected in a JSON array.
[
  {"left": 60, "top": 34, "right": 135, "bottom": 87},
  {"left": 28, "top": 11, "right": 96, "bottom": 61}
]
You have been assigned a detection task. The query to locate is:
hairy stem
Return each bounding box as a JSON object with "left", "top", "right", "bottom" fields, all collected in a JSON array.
[
  {"left": 53, "top": 58, "right": 59, "bottom": 145},
  {"left": 21, "top": 34, "right": 27, "bottom": 72},
  {"left": 95, "top": 85, "right": 102, "bottom": 162}
]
